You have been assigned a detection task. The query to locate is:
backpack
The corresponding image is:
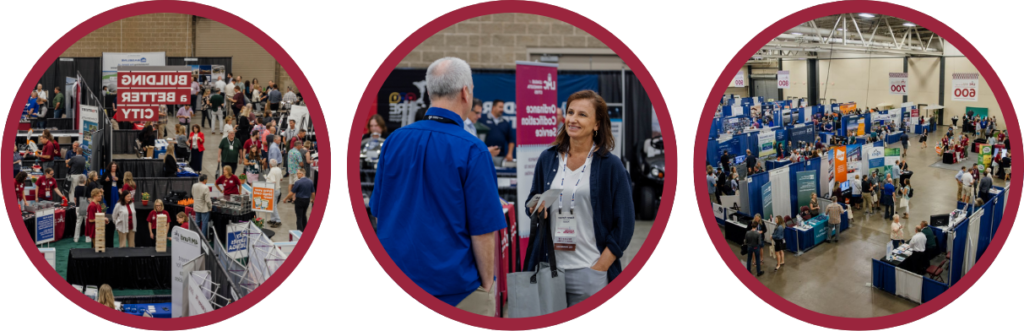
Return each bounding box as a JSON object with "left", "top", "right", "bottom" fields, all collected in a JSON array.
[{"left": 908, "top": 187, "right": 914, "bottom": 198}]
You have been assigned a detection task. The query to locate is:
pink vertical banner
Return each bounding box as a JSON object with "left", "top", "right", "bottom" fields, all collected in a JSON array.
[{"left": 515, "top": 61, "right": 558, "bottom": 237}]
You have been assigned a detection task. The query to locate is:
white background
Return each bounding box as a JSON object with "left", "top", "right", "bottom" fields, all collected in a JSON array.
[{"left": 1, "top": 0, "right": 1020, "bottom": 329}]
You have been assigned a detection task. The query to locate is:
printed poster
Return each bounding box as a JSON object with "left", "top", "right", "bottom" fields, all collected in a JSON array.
[
  {"left": 978, "top": 144, "right": 993, "bottom": 171},
  {"left": 225, "top": 222, "right": 249, "bottom": 260},
  {"left": 762, "top": 182, "right": 773, "bottom": 218},
  {"left": 833, "top": 146, "right": 848, "bottom": 184},
  {"left": 847, "top": 144, "right": 863, "bottom": 179},
  {"left": 515, "top": 61, "right": 558, "bottom": 237},
  {"left": 758, "top": 130, "right": 776, "bottom": 158},
  {"left": 35, "top": 207, "right": 55, "bottom": 245},
  {"left": 797, "top": 170, "right": 817, "bottom": 208},
  {"left": 251, "top": 182, "right": 275, "bottom": 212},
  {"left": 734, "top": 70, "right": 746, "bottom": 88}
]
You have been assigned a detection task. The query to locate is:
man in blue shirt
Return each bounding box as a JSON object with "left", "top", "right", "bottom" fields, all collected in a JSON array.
[
  {"left": 268, "top": 135, "right": 283, "bottom": 169},
  {"left": 284, "top": 168, "right": 315, "bottom": 231},
  {"left": 370, "top": 57, "right": 506, "bottom": 316},
  {"left": 464, "top": 98, "right": 481, "bottom": 137},
  {"left": 882, "top": 178, "right": 896, "bottom": 220},
  {"left": 482, "top": 99, "right": 515, "bottom": 166}
]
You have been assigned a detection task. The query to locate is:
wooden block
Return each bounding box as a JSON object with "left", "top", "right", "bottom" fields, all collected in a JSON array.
[
  {"left": 155, "top": 215, "right": 168, "bottom": 252},
  {"left": 94, "top": 213, "right": 106, "bottom": 253}
]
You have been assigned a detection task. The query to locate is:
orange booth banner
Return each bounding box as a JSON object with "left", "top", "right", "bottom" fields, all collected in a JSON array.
[
  {"left": 833, "top": 146, "right": 848, "bottom": 184},
  {"left": 839, "top": 103, "right": 857, "bottom": 114}
]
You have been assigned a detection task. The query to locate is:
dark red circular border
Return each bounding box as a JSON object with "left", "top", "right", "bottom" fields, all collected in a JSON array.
[
  {"left": 2, "top": 1, "right": 329, "bottom": 329},
  {"left": 694, "top": 1, "right": 1018, "bottom": 329},
  {"left": 346, "top": 1, "right": 676, "bottom": 329}
]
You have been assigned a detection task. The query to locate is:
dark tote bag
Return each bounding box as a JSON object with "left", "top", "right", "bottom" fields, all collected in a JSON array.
[{"left": 507, "top": 210, "right": 567, "bottom": 318}]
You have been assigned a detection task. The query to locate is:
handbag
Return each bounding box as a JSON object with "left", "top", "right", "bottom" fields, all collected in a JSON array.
[{"left": 507, "top": 210, "right": 567, "bottom": 318}]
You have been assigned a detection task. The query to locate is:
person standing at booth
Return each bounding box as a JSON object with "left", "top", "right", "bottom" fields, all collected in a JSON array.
[
  {"left": 882, "top": 178, "right": 896, "bottom": 220},
  {"left": 825, "top": 196, "right": 845, "bottom": 243},
  {"left": 216, "top": 165, "right": 241, "bottom": 198},
  {"left": 369, "top": 57, "right": 505, "bottom": 316},
  {"left": 890, "top": 215, "right": 905, "bottom": 248},
  {"left": 526, "top": 89, "right": 635, "bottom": 307},
  {"left": 36, "top": 168, "right": 65, "bottom": 203},
  {"left": 85, "top": 189, "right": 106, "bottom": 245},
  {"left": 192, "top": 174, "right": 212, "bottom": 238},
  {"left": 745, "top": 215, "right": 764, "bottom": 277},
  {"left": 147, "top": 199, "right": 170, "bottom": 241},
  {"left": 956, "top": 166, "right": 966, "bottom": 201},
  {"left": 188, "top": 125, "right": 205, "bottom": 172},
  {"left": 284, "top": 168, "right": 314, "bottom": 232},
  {"left": 482, "top": 99, "right": 515, "bottom": 166},
  {"left": 112, "top": 193, "right": 138, "bottom": 248},
  {"left": 961, "top": 167, "right": 975, "bottom": 203},
  {"left": 978, "top": 168, "right": 994, "bottom": 202}
]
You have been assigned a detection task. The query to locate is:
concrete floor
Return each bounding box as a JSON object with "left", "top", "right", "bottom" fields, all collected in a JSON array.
[
  {"left": 719, "top": 125, "right": 1006, "bottom": 318},
  {"left": 135, "top": 113, "right": 309, "bottom": 243},
  {"left": 622, "top": 220, "right": 653, "bottom": 269}
]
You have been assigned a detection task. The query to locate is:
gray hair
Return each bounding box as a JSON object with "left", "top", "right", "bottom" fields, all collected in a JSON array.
[{"left": 425, "top": 57, "right": 473, "bottom": 101}]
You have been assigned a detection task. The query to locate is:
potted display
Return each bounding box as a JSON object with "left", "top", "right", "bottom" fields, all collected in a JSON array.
[
  {"left": 141, "top": 192, "right": 150, "bottom": 207},
  {"left": 253, "top": 216, "right": 264, "bottom": 229}
]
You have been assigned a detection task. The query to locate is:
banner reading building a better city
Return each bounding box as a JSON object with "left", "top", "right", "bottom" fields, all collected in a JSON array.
[{"left": 516, "top": 61, "right": 558, "bottom": 237}]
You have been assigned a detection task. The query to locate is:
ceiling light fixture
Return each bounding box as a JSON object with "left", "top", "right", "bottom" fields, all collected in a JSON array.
[
  {"left": 903, "top": 22, "right": 916, "bottom": 27},
  {"left": 792, "top": 32, "right": 803, "bottom": 36},
  {"left": 858, "top": 13, "right": 875, "bottom": 18}
]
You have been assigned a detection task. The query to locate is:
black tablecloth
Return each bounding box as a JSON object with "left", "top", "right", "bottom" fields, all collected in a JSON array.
[
  {"left": 112, "top": 130, "right": 142, "bottom": 155},
  {"left": 66, "top": 247, "right": 172, "bottom": 290},
  {"left": 724, "top": 213, "right": 753, "bottom": 244},
  {"left": 133, "top": 204, "right": 188, "bottom": 247},
  {"left": 113, "top": 159, "right": 165, "bottom": 178},
  {"left": 211, "top": 211, "right": 255, "bottom": 244},
  {"left": 943, "top": 152, "right": 955, "bottom": 164}
]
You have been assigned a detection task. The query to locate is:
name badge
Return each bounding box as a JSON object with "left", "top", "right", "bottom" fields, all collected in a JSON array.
[{"left": 553, "top": 211, "right": 577, "bottom": 251}]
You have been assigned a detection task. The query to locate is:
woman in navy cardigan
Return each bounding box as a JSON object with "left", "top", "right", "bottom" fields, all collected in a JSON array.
[{"left": 526, "top": 90, "right": 635, "bottom": 307}]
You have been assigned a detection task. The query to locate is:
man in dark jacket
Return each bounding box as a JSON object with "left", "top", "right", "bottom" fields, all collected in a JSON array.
[
  {"left": 978, "top": 168, "right": 994, "bottom": 201},
  {"left": 720, "top": 150, "right": 732, "bottom": 172},
  {"left": 745, "top": 221, "right": 764, "bottom": 276}
]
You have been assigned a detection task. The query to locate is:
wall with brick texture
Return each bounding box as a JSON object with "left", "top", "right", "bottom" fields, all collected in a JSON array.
[
  {"left": 60, "top": 13, "right": 194, "bottom": 57},
  {"left": 398, "top": 13, "right": 611, "bottom": 69}
]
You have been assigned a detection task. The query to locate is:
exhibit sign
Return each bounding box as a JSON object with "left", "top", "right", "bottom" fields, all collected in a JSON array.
[
  {"left": 889, "top": 72, "right": 908, "bottom": 95},
  {"left": 839, "top": 103, "right": 857, "bottom": 114},
  {"left": 734, "top": 70, "right": 745, "bottom": 87},
  {"left": 515, "top": 61, "right": 558, "bottom": 237},
  {"left": 101, "top": 52, "right": 166, "bottom": 91},
  {"left": 34, "top": 207, "right": 55, "bottom": 245},
  {"left": 847, "top": 144, "right": 863, "bottom": 178},
  {"left": 171, "top": 227, "right": 203, "bottom": 318},
  {"left": 79, "top": 105, "right": 99, "bottom": 152},
  {"left": 978, "top": 144, "right": 993, "bottom": 171},
  {"left": 825, "top": 149, "right": 835, "bottom": 200},
  {"left": 797, "top": 170, "right": 817, "bottom": 208},
  {"left": 757, "top": 130, "right": 776, "bottom": 158},
  {"left": 833, "top": 146, "right": 848, "bottom": 184},
  {"left": 251, "top": 182, "right": 275, "bottom": 212},
  {"left": 115, "top": 66, "right": 193, "bottom": 122},
  {"left": 761, "top": 182, "right": 773, "bottom": 218},
  {"left": 225, "top": 223, "right": 249, "bottom": 260},
  {"left": 777, "top": 70, "right": 790, "bottom": 89},
  {"left": 952, "top": 73, "right": 980, "bottom": 102}
]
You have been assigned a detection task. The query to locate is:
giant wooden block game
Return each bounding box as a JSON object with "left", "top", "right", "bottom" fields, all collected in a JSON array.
[
  {"left": 94, "top": 213, "right": 106, "bottom": 253},
  {"left": 155, "top": 214, "right": 168, "bottom": 252}
]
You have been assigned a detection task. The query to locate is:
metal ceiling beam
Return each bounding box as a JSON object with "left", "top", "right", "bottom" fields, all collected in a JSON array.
[{"left": 850, "top": 13, "right": 865, "bottom": 43}]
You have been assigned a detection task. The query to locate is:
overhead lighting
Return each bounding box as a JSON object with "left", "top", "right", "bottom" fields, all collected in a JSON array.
[
  {"left": 798, "top": 58, "right": 806, "bottom": 60},
  {"left": 837, "top": 28, "right": 844, "bottom": 31},
  {"left": 903, "top": 22, "right": 916, "bottom": 27},
  {"left": 792, "top": 32, "right": 803, "bottom": 36},
  {"left": 858, "top": 13, "right": 875, "bottom": 18}
]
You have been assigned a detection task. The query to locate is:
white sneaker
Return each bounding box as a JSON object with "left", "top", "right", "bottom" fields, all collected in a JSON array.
[{"left": 85, "top": 237, "right": 92, "bottom": 243}]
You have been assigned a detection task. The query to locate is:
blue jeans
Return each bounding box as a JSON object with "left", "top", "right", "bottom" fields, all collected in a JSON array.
[
  {"left": 746, "top": 247, "right": 762, "bottom": 274},
  {"left": 196, "top": 212, "right": 211, "bottom": 240}
]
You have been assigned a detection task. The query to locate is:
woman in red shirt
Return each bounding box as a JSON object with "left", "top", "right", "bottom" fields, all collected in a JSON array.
[
  {"left": 86, "top": 188, "right": 107, "bottom": 246},
  {"left": 147, "top": 199, "right": 170, "bottom": 241},
  {"left": 14, "top": 172, "right": 28, "bottom": 210},
  {"left": 36, "top": 168, "right": 65, "bottom": 203},
  {"left": 216, "top": 165, "right": 241, "bottom": 197},
  {"left": 189, "top": 124, "right": 205, "bottom": 172},
  {"left": 120, "top": 171, "right": 136, "bottom": 201}
]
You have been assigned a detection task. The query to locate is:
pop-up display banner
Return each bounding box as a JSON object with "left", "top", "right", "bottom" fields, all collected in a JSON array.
[
  {"left": 35, "top": 207, "right": 55, "bottom": 245},
  {"left": 171, "top": 227, "right": 203, "bottom": 318},
  {"left": 515, "top": 61, "right": 559, "bottom": 237},
  {"left": 115, "top": 66, "right": 193, "bottom": 121}
]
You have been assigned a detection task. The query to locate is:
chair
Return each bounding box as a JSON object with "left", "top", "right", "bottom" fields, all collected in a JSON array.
[{"left": 926, "top": 259, "right": 948, "bottom": 283}]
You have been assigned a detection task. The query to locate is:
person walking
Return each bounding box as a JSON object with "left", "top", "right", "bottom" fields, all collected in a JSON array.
[
  {"left": 745, "top": 214, "right": 764, "bottom": 276},
  {"left": 200, "top": 89, "right": 212, "bottom": 129},
  {"left": 188, "top": 125, "right": 205, "bottom": 172},
  {"left": 863, "top": 174, "right": 875, "bottom": 214},
  {"left": 901, "top": 178, "right": 912, "bottom": 215},
  {"left": 956, "top": 166, "right": 966, "bottom": 201},
  {"left": 706, "top": 169, "right": 717, "bottom": 204},
  {"left": 219, "top": 129, "right": 241, "bottom": 174},
  {"left": 209, "top": 88, "right": 225, "bottom": 134},
  {"left": 825, "top": 196, "right": 845, "bottom": 243},
  {"left": 961, "top": 167, "right": 975, "bottom": 203},
  {"left": 772, "top": 216, "right": 786, "bottom": 270},
  {"left": 369, "top": 57, "right": 506, "bottom": 316},
  {"left": 264, "top": 159, "right": 284, "bottom": 228},
  {"left": 284, "top": 168, "right": 315, "bottom": 232},
  {"left": 882, "top": 178, "right": 896, "bottom": 220},
  {"left": 192, "top": 174, "right": 212, "bottom": 238},
  {"left": 890, "top": 214, "right": 906, "bottom": 248}
]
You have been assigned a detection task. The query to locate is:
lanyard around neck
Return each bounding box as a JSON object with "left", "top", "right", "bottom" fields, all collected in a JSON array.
[{"left": 558, "top": 144, "right": 596, "bottom": 215}]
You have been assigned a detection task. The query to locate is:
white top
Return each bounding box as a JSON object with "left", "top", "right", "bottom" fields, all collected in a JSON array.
[
  {"left": 265, "top": 167, "right": 283, "bottom": 190},
  {"left": 225, "top": 83, "right": 236, "bottom": 98},
  {"left": 214, "top": 80, "right": 226, "bottom": 92},
  {"left": 191, "top": 134, "right": 201, "bottom": 149},
  {"left": 191, "top": 81, "right": 200, "bottom": 95},
  {"left": 908, "top": 232, "right": 927, "bottom": 252},
  {"left": 223, "top": 124, "right": 234, "bottom": 136},
  {"left": 463, "top": 118, "right": 477, "bottom": 137},
  {"left": 252, "top": 89, "right": 261, "bottom": 101},
  {"left": 36, "top": 90, "right": 47, "bottom": 101},
  {"left": 550, "top": 153, "right": 599, "bottom": 270},
  {"left": 961, "top": 173, "right": 974, "bottom": 188},
  {"left": 890, "top": 221, "right": 905, "bottom": 240}
]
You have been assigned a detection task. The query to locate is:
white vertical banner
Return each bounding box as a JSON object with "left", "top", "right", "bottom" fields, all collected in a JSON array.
[
  {"left": 889, "top": 72, "right": 908, "bottom": 95},
  {"left": 777, "top": 71, "right": 790, "bottom": 89},
  {"left": 171, "top": 227, "right": 203, "bottom": 318},
  {"left": 952, "top": 73, "right": 979, "bottom": 101},
  {"left": 734, "top": 69, "right": 745, "bottom": 87},
  {"left": 515, "top": 61, "right": 558, "bottom": 237}
]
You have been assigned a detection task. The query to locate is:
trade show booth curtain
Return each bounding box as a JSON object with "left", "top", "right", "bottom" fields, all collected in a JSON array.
[
  {"left": 112, "top": 130, "right": 142, "bottom": 155},
  {"left": 769, "top": 167, "right": 791, "bottom": 218},
  {"left": 624, "top": 72, "right": 654, "bottom": 178},
  {"left": 114, "top": 159, "right": 165, "bottom": 178},
  {"left": 977, "top": 198, "right": 996, "bottom": 261},
  {"left": 167, "top": 57, "right": 233, "bottom": 75},
  {"left": 894, "top": 267, "right": 923, "bottom": 304},
  {"left": 36, "top": 58, "right": 103, "bottom": 98},
  {"left": 950, "top": 219, "right": 970, "bottom": 286},
  {"left": 130, "top": 177, "right": 198, "bottom": 209},
  {"left": 746, "top": 172, "right": 770, "bottom": 217}
]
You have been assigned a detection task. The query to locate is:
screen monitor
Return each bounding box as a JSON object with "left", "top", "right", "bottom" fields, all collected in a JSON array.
[
  {"left": 734, "top": 155, "right": 746, "bottom": 165},
  {"left": 930, "top": 214, "right": 950, "bottom": 227}
]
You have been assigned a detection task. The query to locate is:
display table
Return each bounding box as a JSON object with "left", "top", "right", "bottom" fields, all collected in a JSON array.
[
  {"left": 724, "top": 213, "right": 752, "bottom": 244},
  {"left": 66, "top": 247, "right": 172, "bottom": 290},
  {"left": 122, "top": 302, "right": 172, "bottom": 318},
  {"left": 943, "top": 152, "right": 955, "bottom": 164},
  {"left": 885, "top": 131, "right": 904, "bottom": 145},
  {"left": 784, "top": 212, "right": 849, "bottom": 254}
]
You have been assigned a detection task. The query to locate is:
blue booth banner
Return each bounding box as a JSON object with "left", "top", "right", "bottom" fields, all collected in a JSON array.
[{"left": 35, "top": 207, "right": 55, "bottom": 245}]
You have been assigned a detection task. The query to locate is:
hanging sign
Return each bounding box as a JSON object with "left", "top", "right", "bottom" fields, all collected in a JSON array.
[
  {"left": 734, "top": 70, "right": 746, "bottom": 87},
  {"left": 889, "top": 73, "right": 908, "bottom": 95},
  {"left": 777, "top": 71, "right": 790, "bottom": 89},
  {"left": 952, "top": 73, "right": 979, "bottom": 102},
  {"left": 116, "top": 66, "right": 192, "bottom": 121}
]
